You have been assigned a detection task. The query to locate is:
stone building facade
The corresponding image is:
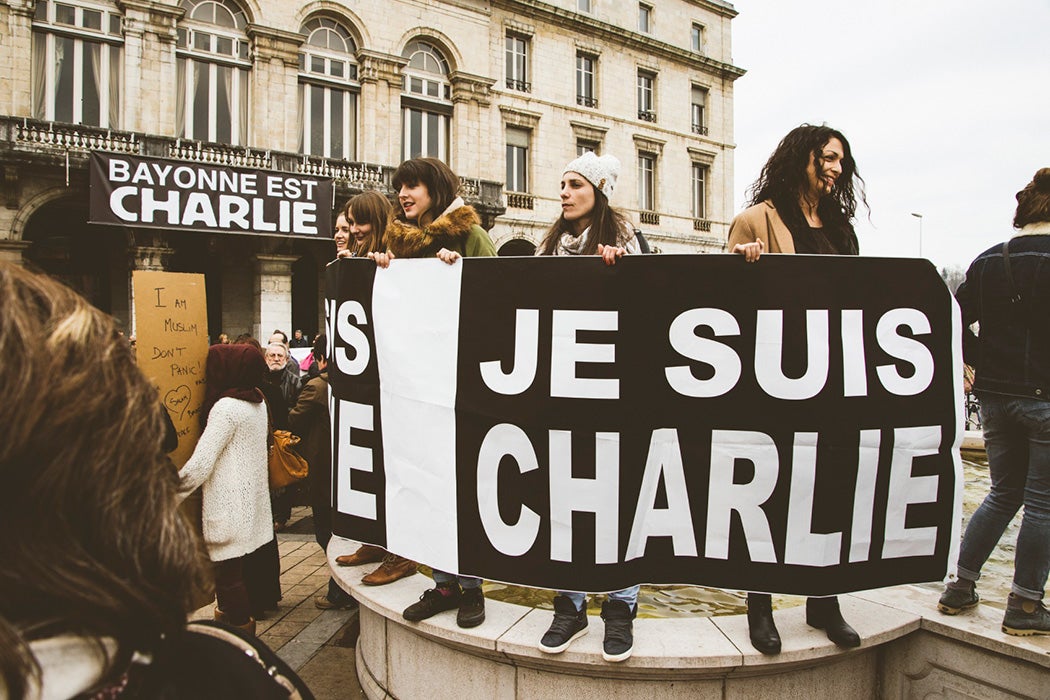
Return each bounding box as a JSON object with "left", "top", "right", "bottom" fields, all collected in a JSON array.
[{"left": 0, "top": 0, "right": 743, "bottom": 339}]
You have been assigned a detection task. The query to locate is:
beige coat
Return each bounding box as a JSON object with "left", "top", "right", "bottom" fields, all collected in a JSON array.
[{"left": 727, "top": 200, "right": 796, "bottom": 254}]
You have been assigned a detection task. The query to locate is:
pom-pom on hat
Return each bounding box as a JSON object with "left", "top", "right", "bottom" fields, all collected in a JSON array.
[{"left": 563, "top": 151, "right": 620, "bottom": 199}]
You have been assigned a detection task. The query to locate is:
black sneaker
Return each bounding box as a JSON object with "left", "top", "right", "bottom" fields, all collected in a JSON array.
[
  {"left": 1002, "top": 594, "right": 1050, "bottom": 636},
  {"left": 402, "top": 583, "right": 460, "bottom": 622},
  {"left": 457, "top": 586, "right": 486, "bottom": 628},
  {"left": 937, "top": 582, "right": 979, "bottom": 615},
  {"left": 538, "top": 595, "right": 589, "bottom": 653},
  {"left": 600, "top": 599, "right": 636, "bottom": 663}
]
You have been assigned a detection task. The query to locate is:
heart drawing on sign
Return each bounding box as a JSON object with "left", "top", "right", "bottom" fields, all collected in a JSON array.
[{"left": 164, "top": 385, "right": 192, "bottom": 421}]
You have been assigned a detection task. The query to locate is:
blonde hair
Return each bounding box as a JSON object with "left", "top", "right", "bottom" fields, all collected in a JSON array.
[{"left": 344, "top": 191, "right": 393, "bottom": 256}]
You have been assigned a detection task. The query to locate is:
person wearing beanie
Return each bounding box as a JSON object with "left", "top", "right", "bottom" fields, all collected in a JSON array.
[
  {"left": 534, "top": 151, "right": 641, "bottom": 663},
  {"left": 537, "top": 151, "right": 641, "bottom": 263},
  {"left": 936, "top": 168, "right": 1050, "bottom": 636}
]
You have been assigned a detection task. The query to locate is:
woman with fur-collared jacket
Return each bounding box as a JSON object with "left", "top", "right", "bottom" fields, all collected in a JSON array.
[
  {"left": 367, "top": 157, "right": 495, "bottom": 630},
  {"left": 727, "top": 124, "right": 868, "bottom": 656}
]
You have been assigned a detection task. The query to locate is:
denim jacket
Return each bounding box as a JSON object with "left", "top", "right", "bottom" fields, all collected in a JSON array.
[{"left": 955, "top": 224, "right": 1050, "bottom": 400}]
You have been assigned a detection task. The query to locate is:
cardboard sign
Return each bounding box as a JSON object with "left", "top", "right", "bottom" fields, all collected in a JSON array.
[
  {"left": 325, "top": 255, "right": 964, "bottom": 596},
  {"left": 133, "top": 271, "right": 209, "bottom": 469}
]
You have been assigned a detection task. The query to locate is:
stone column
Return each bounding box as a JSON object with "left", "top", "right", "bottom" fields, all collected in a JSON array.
[
  {"left": 128, "top": 232, "right": 175, "bottom": 333},
  {"left": 5, "top": 1, "right": 35, "bottom": 116},
  {"left": 253, "top": 253, "right": 298, "bottom": 342},
  {"left": 119, "top": 0, "right": 182, "bottom": 134},
  {"left": 450, "top": 72, "right": 495, "bottom": 180},
  {"left": 247, "top": 24, "right": 304, "bottom": 152},
  {"left": 357, "top": 51, "right": 407, "bottom": 164}
]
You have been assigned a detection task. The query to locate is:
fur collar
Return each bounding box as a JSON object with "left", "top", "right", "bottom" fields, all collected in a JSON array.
[{"left": 386, "top": 200, "right": 481, "bottom": 258}]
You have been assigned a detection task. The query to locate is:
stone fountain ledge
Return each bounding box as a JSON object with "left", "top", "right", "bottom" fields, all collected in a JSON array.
[{"left": 328, "top": 537, "right": 1049, "bottom": 699}]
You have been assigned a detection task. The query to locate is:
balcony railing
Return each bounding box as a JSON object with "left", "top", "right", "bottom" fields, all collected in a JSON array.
[
  {"left": 576, "top": 95, "right": 598, "bottom": 108},
  {"left": 506, "top": 192, "right": 534, "bottom": 210},
  {"left": 15, "top": 118, "right": 140, "bottom": 154},
  {"left": 638, "top": 110, "right": 657, "bottom": 123},
  {"left": 639, "top": 210, "right": 660, "bottom": 225},
  {"left": 506, "top": 78, "right": 531, "bottom": 93},
  {"left": 691, "top": 124, "right": 709, "bottom": 136},
  {"left": 693, "top": 218, "right": 711, "bottom": 232}
]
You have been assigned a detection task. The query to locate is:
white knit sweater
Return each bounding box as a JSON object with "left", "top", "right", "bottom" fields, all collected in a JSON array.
[{"left": 178, "top": 397, "right": 272, "bottom": 562}]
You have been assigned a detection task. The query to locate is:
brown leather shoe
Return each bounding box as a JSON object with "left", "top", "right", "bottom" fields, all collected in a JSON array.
[
  {"left": 362, "top": 554, "right": 418, "bottom": 586},
  {"left": 336, "top": 544, "right": 386, "bottom": 567}
]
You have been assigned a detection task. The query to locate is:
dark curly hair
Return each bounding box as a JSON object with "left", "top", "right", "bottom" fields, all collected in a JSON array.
[
  {"left": 1014, "top": 167, "right": 1050, "bottom": 229},
  {"left": 747, "top": 124, "right": 868, "bottom": 255}
]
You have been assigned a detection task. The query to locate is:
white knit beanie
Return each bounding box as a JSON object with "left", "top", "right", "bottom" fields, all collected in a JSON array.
[{"left": 563, "top": 151, "right": 620, "bottom": 199}]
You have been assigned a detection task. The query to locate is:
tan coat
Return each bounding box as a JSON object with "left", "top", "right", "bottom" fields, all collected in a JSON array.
[{"left": 727, "top": 200, "right": 796, "bottom": 254}]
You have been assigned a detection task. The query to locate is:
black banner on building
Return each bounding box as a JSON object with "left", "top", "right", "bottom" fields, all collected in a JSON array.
[
  {"left": 326, "top": 255, "right": 964, "bottom": 596},
  {"left": 89, "top": 152, "right": 334, "bottom": 238}
]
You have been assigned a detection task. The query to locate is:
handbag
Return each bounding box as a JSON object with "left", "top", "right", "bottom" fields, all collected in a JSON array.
[{"left": 269, "top": 429, "right": 309, "bottom": 489}]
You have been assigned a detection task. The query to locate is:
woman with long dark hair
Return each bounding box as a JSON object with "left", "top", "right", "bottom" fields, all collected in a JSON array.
[
  {"left": 335, "top": 190, "right": 392, "bottom": 260},
  {"left": 728, "top": 123, "right": 868, "bottom": 654}
]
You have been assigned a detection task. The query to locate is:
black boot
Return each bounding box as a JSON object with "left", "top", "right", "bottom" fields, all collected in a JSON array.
[
  {"left": 746, "top": 593, "right": 781, "bottom": 655},
  {"left": 806, "top": 596, "right": 860, "bottom": 648}
]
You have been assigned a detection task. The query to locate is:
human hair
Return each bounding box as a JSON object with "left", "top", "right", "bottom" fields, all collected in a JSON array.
[
  {"left": 1014, "top": 168, "right": 1050, "bottom": 228},
  {"left": 391, "top": 157, "right": 461, "bottom": 227},
  {"left": 312, "top": 333, "right": 327, "bottom": 364},
  {"left": 0, "top": 263, "right": 210, "bottom": 698},
  {"left": 344, "top": 190, "right": 393, "bottom": 256},
  {"left": 538, "top": 185, "right": 632, "bottom": 256},
  {"left": 270, "top": 330, "right": 288, "bottom": 344},
  {"left": 747, "top": 123, "right": 867, "bottom": 254},
  {"left": 235, "top": 335, "right": 263, "bottom": 354},
  {"left": 265, "top": 342, "right": 288, "bottom": 359}
]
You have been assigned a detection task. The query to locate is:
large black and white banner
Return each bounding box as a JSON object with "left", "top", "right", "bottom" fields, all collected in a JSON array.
[
  {"left": 325, "top": 255, "right": 963, "bottom": 596},
  {"left": 89, "top": 152, "right": 334, "bottom": 238}
]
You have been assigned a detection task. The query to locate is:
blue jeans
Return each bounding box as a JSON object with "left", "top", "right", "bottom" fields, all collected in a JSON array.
[
  {"left": 432, "top": 570, "right": 482, "bottom": 590},
  {"left": 957, "top": 393, "right": 1050, "bottom": 600},
  {"left": 560, "top": 586, "right": 639, "bottom": 611}
]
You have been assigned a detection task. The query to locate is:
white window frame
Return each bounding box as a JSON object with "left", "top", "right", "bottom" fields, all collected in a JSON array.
[
  {"left": 578, "top": 0, "right": 592, "bottom": 13},
  {"left": 638, "top": 152, "right": 656, "bottom": 211},
  {"left": 31, "top": 0, "right": 123, "bottom": 127},
  {"left": 637, "top": 70, "right": 655, "bottom": 121},
  {"left": 639, "top": 3, "right": 652, "bottom": 33},
  {"left": 299, "top": 17, "right": 359, "bottom": 160},
  {"left": 691, "top": 163, "right": 707, "bottom": 219},
  {"left": 505, "top": 34, "right": 529, "bottom": 92},
  {"left": 576, "top": 53, "right": 596, "bottom": 107},
  {"left": 505, "top": 127, "right": 529, "bottom": 193},
  {"left": 691, "top": 23, "right": 705, "bottom": 53},
  {"left": 691, "top": 86, "right": 708, "bottom": 135},
  {"left": 401, "top": 41, "right": 452, "bottom": 161}
]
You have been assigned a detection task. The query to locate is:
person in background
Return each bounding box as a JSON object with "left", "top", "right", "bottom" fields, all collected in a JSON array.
[
  {"left": 269, "top": 330, "right": 288, "bottom": 346},
  {"left": 533, "top": 151, "right": 640, "bottom": 663},
  {"left": 728, "top": 123, "right": 867, "bottom": 654},
  {"left": 218, "top": 332, "right": 230, "bottom": 344},
  {"left": 290, "top": 329, "right": 310, "bottom": 348},
  {"left": 367, "top": 157, "right": 496, "bottom": 628},
  {"left": 264, "top": 341, "right": 302, "bottom": 408},
  {"left": 937, "top": 168, "right": 1050, "bottom": 636},
  {"left": 289, "top": 335, "right": 357, "bottom": 610}
]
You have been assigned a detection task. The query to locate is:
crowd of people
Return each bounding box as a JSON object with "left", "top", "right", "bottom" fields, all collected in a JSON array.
[{"left": 1, "top": 137, "right": 1047, "bottom": 697}]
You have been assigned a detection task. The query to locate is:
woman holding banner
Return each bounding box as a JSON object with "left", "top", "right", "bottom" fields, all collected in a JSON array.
[
  {"left": 533, "top": 151, "right": 641, "bottom": 663},
  {"left": 937, "top": 168, "right": 1050, "bottom": 636},
  {"left": 334, "top": 190, "right": 392, "bottom": 260},
  {"left": 728, "top": 123, "right": 867, "bottom": 654},
  {"left": 366, "top": 157, "right": 496, "bottom": 628}
]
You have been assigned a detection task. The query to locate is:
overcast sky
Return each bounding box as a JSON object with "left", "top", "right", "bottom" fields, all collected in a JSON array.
[{"left": 730, "top": 0, "right": 1050, "bottom": 271}]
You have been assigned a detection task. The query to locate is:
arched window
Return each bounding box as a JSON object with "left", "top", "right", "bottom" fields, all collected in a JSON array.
[
  {"left": 175, "top": 0, "right": 250, "bottom": 145},
  {"left": 31, "top": 0, "right": 124, "bottom": 127},
  {"left": 298, "top": 17, "right": 358, "bottom": 160},
  {"left": 400, "top": 40, "right": 451, "bottom": 161}
]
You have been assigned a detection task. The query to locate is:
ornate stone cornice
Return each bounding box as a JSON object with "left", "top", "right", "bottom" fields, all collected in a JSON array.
[
  {"left": 357, "top": 50, "right": 407, "bottom": 85},
  {"left": 633, "top": 134, "right": 666, "bottom": 156},
  {"left": 247, "top": 24, "right": 305, "bottom": 68},
  {"left": 117, "top": 0, "right": 184, "bottom": 42},
  {"left": 498, "top": 105, "right": 542, "bottom": 130},
  {"left": 687, "top": 145, "right": 718, "bottom": 165},
  {"left": 569, "top": 121, "right": 609, "bottom": 144},
  {"left": 450, "top": 72, "right": 497, "bottom": 106}
]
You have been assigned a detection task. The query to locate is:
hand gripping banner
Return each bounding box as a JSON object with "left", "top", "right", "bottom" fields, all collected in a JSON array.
[{"left": 325, "top": 255, "right": 963, "bottom": 597}]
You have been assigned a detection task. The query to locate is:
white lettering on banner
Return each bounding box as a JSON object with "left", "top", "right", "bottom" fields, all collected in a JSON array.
[
  {"left": 473, "top": 425, "right": 945, "bottom": 567},
  {"left": 141, "top": 188, "right": 180, "bottom": 224},
  {"left": 841, "top": 310, "right": 868, "bottom": 396},
  {"left": 548, "top": 429, "right": 621, "bottom": 563},
  {"left": 218, "top": 195, "right": 250, "bottom": 228},
  {"left": 335, "top": 300, "right": 370, "bottom": 375},
  {"left": 755, "top": 310, "right": 830, "bottom": 400},
  {"left": 625, "top": 428, "right": 698, "bottom": 560},
  {"left": 110, "top": 186, "right": 138, "bottom": 221},
  {"left": 336, "top": 398, "right": 377, "bottom": 520},
  {"left": 550, "top": 310, "right": 619, "bottom": 399},
  {"left": 876, "top": 309, "right": 935, "bottom": 396},
  {"left": 480, "top": 309, "right": 540, "bottom": 395},
  {"left": 108, "top": 158, "right": 130, "bottom": 182},
  {"left": 182, "top": 192, "right": 218, "bottom": 228},
  {"left": 477, "top": 423, "right": 541, "bottom": 556},
  {"left": 665, "top": 308, "right": 741, "bottom": 398}
]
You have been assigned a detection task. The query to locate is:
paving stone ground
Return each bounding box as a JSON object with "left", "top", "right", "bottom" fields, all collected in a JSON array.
[{"left": 190, "top": 507, "right": 365, "bottom": 700}]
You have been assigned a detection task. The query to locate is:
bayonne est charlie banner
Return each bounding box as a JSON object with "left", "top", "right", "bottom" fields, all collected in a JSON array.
[
  {"left": 88, "top": 152, "right": 334, "bottom": 238},
  {"left": 324, "top": 255, "right": 963, "bottom": 597}
]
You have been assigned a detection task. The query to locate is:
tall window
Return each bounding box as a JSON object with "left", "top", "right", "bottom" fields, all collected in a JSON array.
[
  {"left": 637, "top": 70, "right": 655, "bottom": 122},
  {"left": 691, "top": 163, "right": 707, "bottom": 219},
  {"left": 576, "top": 140, "right": 599, "bottom": 156},
  {"left": 576, "top": 53, "right": 596, "bottom": 108},
  {"left": 639, "top": 4, "right": 652, "bottom": 33},
  {"left": 578, "top": 0, "right": 592, "bottom": 13},
  {"left": 691, "top": 24, "right": 704, "bottom": 53},
  {"left": 31, "top": 0, "right": 123, "bottom": 127},
  {"left": 505, "top": 127, "right": 529, "bottom": 193},
  {"left": 299, "top": 17, "right": 358, "bottom": 160},
  {"left": 176, "top": 0, "right": 250, "bottom": 145},
  {"left": 401, "top": 40, "right": 451, "bottom": 161},
  {"left": 638, "top": 153, "right": 655, "bottom": 211},
  {"left": 505, "top": 34, "right": 530, "bottom": 92},
  {"left": 691, "top": 86, "right": 708, "bottom": 135}
]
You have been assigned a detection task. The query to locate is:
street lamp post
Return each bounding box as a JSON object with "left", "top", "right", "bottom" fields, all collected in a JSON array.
[{"left": 911, "top": 212, "right": 923, "bottom": 258}]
